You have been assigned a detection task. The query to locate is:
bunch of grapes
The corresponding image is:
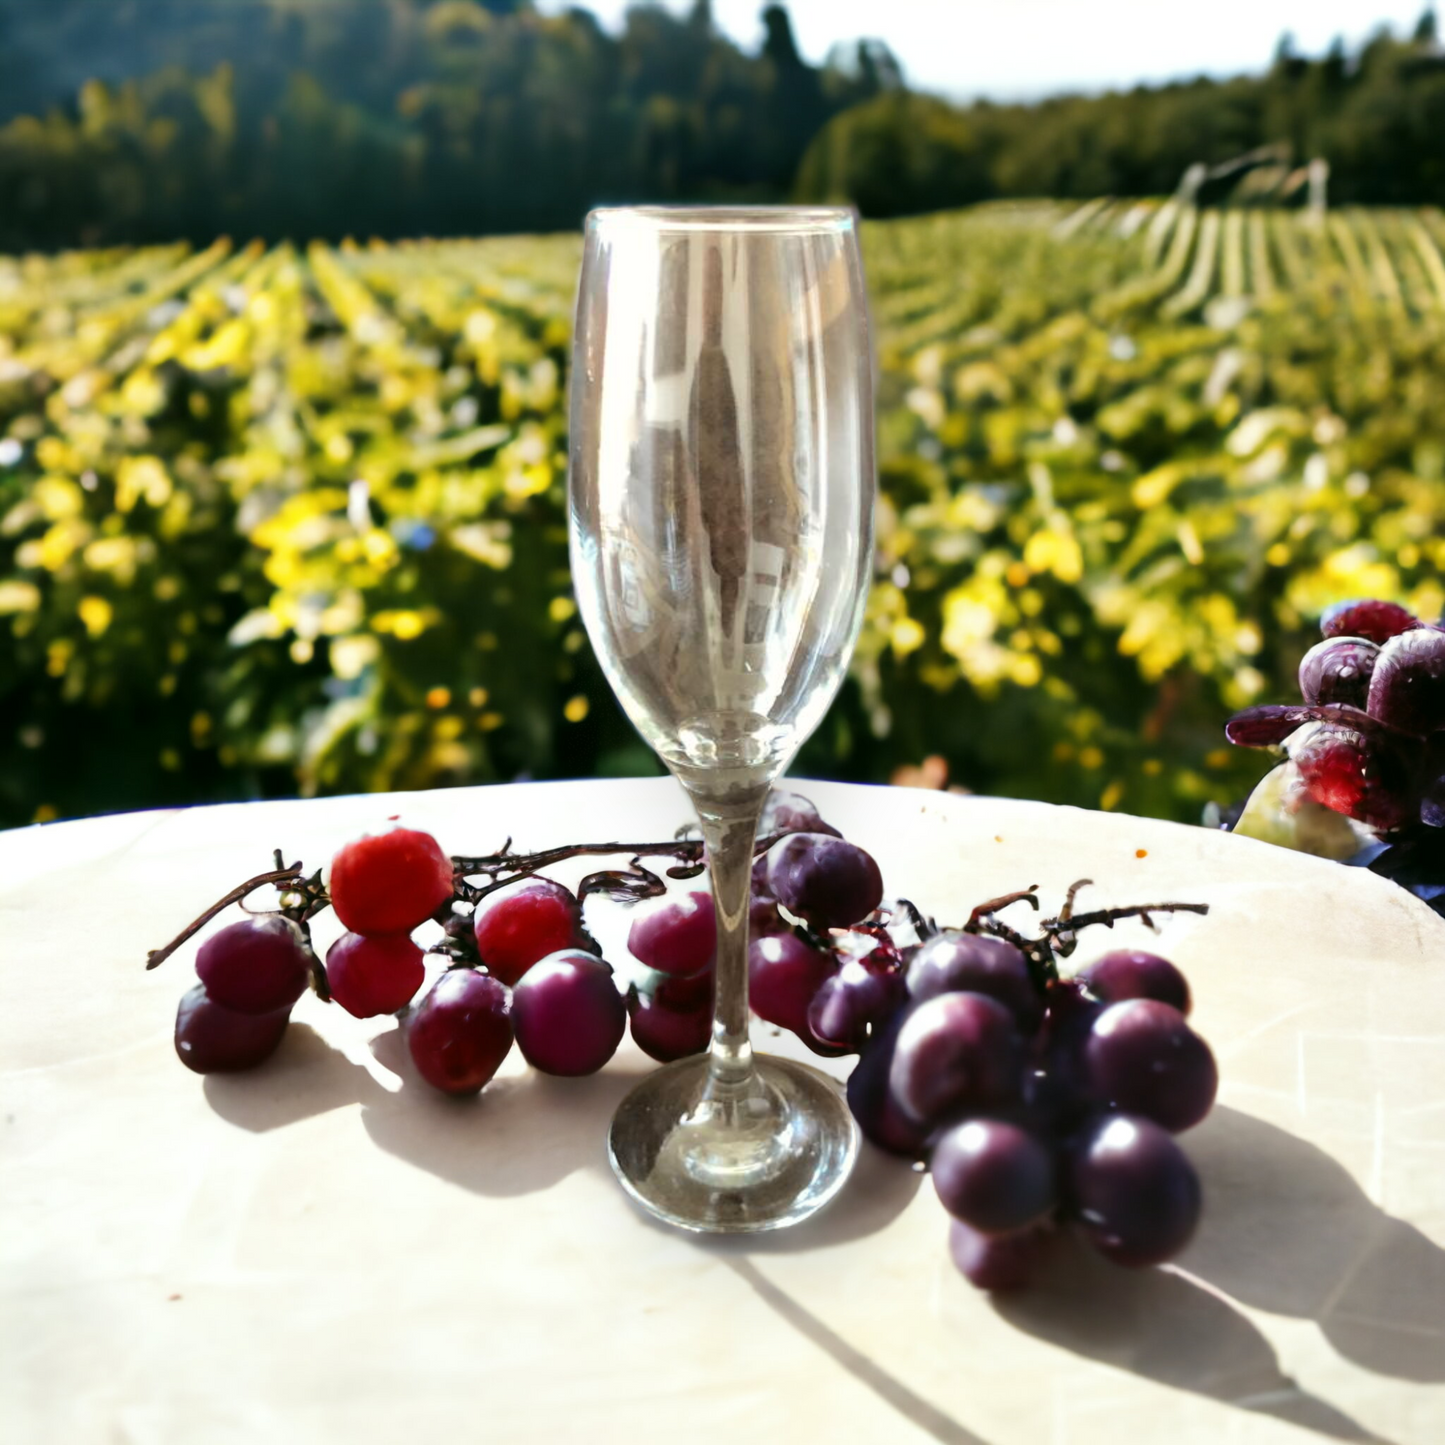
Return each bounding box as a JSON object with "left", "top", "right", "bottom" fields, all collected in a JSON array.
[
  {"left": 151, "top": 789, "right": 1214, "bottom": 1291},
  {"left": 1226, "top": 599, "right": 1445, "bottom": 915}
]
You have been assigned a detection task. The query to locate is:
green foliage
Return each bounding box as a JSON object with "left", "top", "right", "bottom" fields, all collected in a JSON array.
[{"left": 2, "top": 203, "right": 1443, "bottom": 827}]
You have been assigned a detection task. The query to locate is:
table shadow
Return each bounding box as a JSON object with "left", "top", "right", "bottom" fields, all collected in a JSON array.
[
  {"left": 203, "top": 1024, "right": 918, "bottom": 1244},
  {"left": 995, "top": 1233, "right": 1390, "bottom": 1444},
  {"left": 1183, "top": 1104, "right": 1445, "bottom": 1384}
]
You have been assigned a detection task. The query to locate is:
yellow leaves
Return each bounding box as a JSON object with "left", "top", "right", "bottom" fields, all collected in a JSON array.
[
  {"left": 1022, "top": 525, "right": 1082, "bottom": 583},
  {"left": 450, "top": 522, "right": 513, "bottom": 569},
  {"left": 371, "top": 608, "right": 438, "bottom": 640},
  {"left": 118, "top": 366, "right": 166, "bottom": 415},
  {"left": 0, "top": 579, "right": 40, "bottom": 613},
  {"left": 890, "top": 616, "right": 926, "bottom": 657},
  {"left": 77, "top": 595, "right": 112, "bottom": 637},
  {"left": 115, "top": 455, "right": 172, "bottom": 512},
  {"left": 330, "top": 634, "right": 379, "bottom": 679},
  {"left": 33, "top": 475, "right": 85, "bottom": 520},
  {"left": 563, "top": 695, "right": 589, "bottom": 723}
]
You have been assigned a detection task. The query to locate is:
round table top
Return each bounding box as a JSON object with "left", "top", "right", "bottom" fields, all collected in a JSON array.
[{"left": 2, "top": 777, "right": 1443, "bottom": 1445}]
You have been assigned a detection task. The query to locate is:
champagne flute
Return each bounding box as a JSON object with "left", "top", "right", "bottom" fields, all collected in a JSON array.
[{"left": 568, "top": 206, "right": 875, "bottom": 1233}]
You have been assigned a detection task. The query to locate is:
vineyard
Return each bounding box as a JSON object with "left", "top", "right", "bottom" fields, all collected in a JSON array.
[{"left": 1, "top": 202, "right": 1443, "bottom": 828}]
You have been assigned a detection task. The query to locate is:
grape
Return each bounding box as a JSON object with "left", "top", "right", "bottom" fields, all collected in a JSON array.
[
  {"left": 407, "top": 969, "right": 513, "bottom": 1096},
  {"left": 174, "top": 983, "right": 290, "bottom": 1074},
  {"left": 1068, "top": 1114, "right": 1201, "bottom": 1266},
  {"left": 948, "top": 1218, "right": 1052, "bottom": 1291},
  {"left": 747, "top": 932, "right": 838, "bottom": 1035},
  {"left": 1077, "top": 950, "right": 1191, "bottom": 1015},
  {"left": 749, "top": 892, "right": 787, "bottom": 937},
  {"left": 329, "top": 827, "right": 453, "bottom": 936},
  {"left": 1294, "top": 725, "right": 1415, "bottom": 831},
  {"left": 653, "top": 965, "right": 713, "bottom": 1012},
  {"left": 1298, "top": 635, "right": 1379, "bottom": 709},
  {"left": 325, "top": 931, "right": 425, "bottom": 1019},
  {"left": 511, "top": 949, "right": 626, "bottom": 1076},
  {"left": 930, "top": 1118, "right": 1057, "bottom": 1235},
  {"left": 627, "top": 889, "right": 715, "bottom": 977},
  {"left": 759, "top": 788, "right": 840, "bottom": 839},
  {"left": 764, "top": 833, "right": 883, "bottom": 928},
  {"left": 627, "top": 985, "right": 711, "bottom": 1062},
  {"left": 888, "top": 991, "right": 1022, "bottom": 1127},
  {"left": 905, "top": 931, "right": 1040, "bottom": 1031},
  {"left": 1083, "top": 999, "right": 1217, "bottom": 1133},
  {"left": 806, "top": 958, "right": 907, "bottom": 1051},
  {"left": 844, "top": 1010, "right": 933, "bottom": 1159},
  {"left": 1321, "top": 598, "right": 1420, "bottom": 645},
  {"left": 195, "top": 915, "right": 310, "bottom": 1016},
  {"left": 472, "top": 877, "right": 586, "bottom": 986},
  {"left": 1367, "top": 627, "right": 1445, "bottom": 740}
]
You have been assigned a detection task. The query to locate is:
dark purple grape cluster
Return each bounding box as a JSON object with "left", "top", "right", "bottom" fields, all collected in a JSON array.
[{"left": 1226, "top": 600, "right": 1445, "bottom": 835}]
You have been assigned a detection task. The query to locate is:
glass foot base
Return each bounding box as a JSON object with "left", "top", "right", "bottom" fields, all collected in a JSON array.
[{"left": 607, "top": 1053, "right": 860, "bottom": 1234}]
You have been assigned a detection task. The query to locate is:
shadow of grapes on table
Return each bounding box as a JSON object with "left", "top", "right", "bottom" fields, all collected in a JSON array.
[
  {"left": 1181, "top": 1104, "right": 1445, "bottom": 1384},
  {"left": 204, "top": 1022, "right": 652, "bottom": 1198}
]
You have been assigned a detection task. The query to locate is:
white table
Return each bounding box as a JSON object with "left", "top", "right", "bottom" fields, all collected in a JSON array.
[{"left": 2, "top": 778, "right": 1443, "bottom": 1444}]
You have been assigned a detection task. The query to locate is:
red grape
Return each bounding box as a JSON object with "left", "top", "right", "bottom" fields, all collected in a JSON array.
[
  {"left": 627, "top": 890, "right": 715, "bottom": 977},
  {"left": 325, "top": 931, "right": 425, "bottom": 1018},
  {"left": 1298, "top": 635, "right": 1379, "bottom": 709},
  {"left": 1294, "top": 725, "right": 1415, "bottom": 831},
  {"left": 888, "top": 991, "right": 1022, "bottom": 1127},
  {"left": 1367, "top": 626, "right": 1445, "bottom": 740},
  {"left": 407, "top": 969, "right": 513, "bottom": 1096},
  {"left": 472, "top": 877, "right": 587, "bottom": 986},
  {"left": 747, "top": 932, "right": 838, "bottom": 1035},
  {"left": 1076, "top": 950, "right": 1191, "bottom": 1015},
  {"left": 1321, "top": 598, "right": 1419, "bottom": 645},
  {"left": 175, "top": 983, "right": 290, "bottom": 1074},
  {"left": 627, "top": 984, "right": 711, "bottom": 1063},
  {"left": 195, "top": 915, "right": 310, "bottom": 1016},
  {"left": 948, "top": 1218, "right": 1052, "bottom": 1290},
  {"left": 511, "top": 949, "right": 626, "bottom": 1076},
  {"left": 1083, "top": 999, "right": 1217, "bottom": 1133},
  {"left": 931, "top": 1118, "right": 1058, "bottom": 1235},
  {"left": 763, "top": 833, "right": 883, "bottom": 928},
  {"left": 1068, "top": 1114, "right": 1201, "bottom": 1266},
  {"left": 329, "top": 827, "right": 453, "bottom": 936},
  {"left": 905, "top": 930, "right": 1040, "bottom": 1030}
]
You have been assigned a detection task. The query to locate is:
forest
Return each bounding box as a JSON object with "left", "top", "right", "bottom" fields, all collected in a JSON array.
[{"left": 0, "top": 1, "right": 1441, "bottom": 249}]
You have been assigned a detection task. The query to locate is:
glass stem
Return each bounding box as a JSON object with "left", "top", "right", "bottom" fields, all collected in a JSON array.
[{"left": 689, "top": 783, "right": 769, "bottom": 1090}]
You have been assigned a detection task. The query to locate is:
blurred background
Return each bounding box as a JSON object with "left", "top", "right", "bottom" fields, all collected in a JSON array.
[{"left": 0, "top": 0, "right": 1441, "bottom": 829}]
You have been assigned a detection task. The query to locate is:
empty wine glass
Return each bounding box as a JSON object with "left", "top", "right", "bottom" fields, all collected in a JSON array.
[{"left": 569, "top": 206, "right": 875, "bottom": 1232}]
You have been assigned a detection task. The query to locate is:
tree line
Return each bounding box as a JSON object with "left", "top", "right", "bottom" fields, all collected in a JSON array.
[{"left": 0, "top": 1, "right": 1440, "bottom": 250}]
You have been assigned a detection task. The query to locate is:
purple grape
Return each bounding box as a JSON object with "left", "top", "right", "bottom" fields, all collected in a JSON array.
[
  {"left": 473, "top": 877, "right": 586, "bottom": 986},
  {"left": 749, "top": 891, "right": 787, "bottom": 937},
  {"left": 1068, "top": 1114, "right": 1201, "bottom": 1266},
  {"left": 931, "top": 1118, "right": 1058, "bottom": 1235},
  {"left": 1076, "top": 950, "right": 1191, "bottom": 1015},
  {"left": 948, "top": 1218, "right": 1052, "bottom": 1291},
  {"left": 888, "top": 991, "right": 1022, "bottom": 1127},
  {"left": 759, "top": 788, "right": 841, "bottom": 839},
  {"left": 806, "top": 958, "right": 907, "bottom": 1051},
  {"left": 627, "top": 984, "right": 711, "bottom": 1063},
  {"left": 764, "top": 833, "right": 883, "bottom": 928},
  {"left": 627, "top": 890, "right": 715, "bottom": 977},
  {"left": 1367, "top": 627, "right": 1445, "bottom": 739},
  {"left": 905, "top": 931, "right": 1040, "bottom": 1031},
  {"left": 1298, "top": 635, "right": 1379, "bottom": 709},
  {"left": 174, "top": 983, "right": 290, "bottom": 1074},
  {"left": 195, "top": 915, "right": 310, "bottom": 1016},
  {"left": 511, "top": 949, "right": 626, "bottom": 1076},
  {"left": 1294, "top": 725, "right": 1416, "bottom": 831},
  {"left": 1083, "top": 999, "right": 1217, "bottom": 1133},
  {"left": 407, "top": 969, "right": 514, "bottom": 1096},
  {"left": 748, "top": 932, "right": 838, "bottom": 1035},
  {"left": 654, "top": 966, "right": 713, "bottom": 1012},
  {"left": 1321, "top": 598, "right": 1420, "bottom": 645},
  {"left": 844, "top": 1009, "right": 933, "bottom": 1159}
]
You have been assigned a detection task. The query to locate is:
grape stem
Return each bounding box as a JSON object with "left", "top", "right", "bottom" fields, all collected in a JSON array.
[{"left": 145, "top": 863, "right": 303, "bottom": 969}]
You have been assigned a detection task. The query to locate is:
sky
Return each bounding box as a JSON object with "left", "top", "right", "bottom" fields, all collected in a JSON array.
[{"left": 541, "top": 1, "right": 1432, "bottom": 101}]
